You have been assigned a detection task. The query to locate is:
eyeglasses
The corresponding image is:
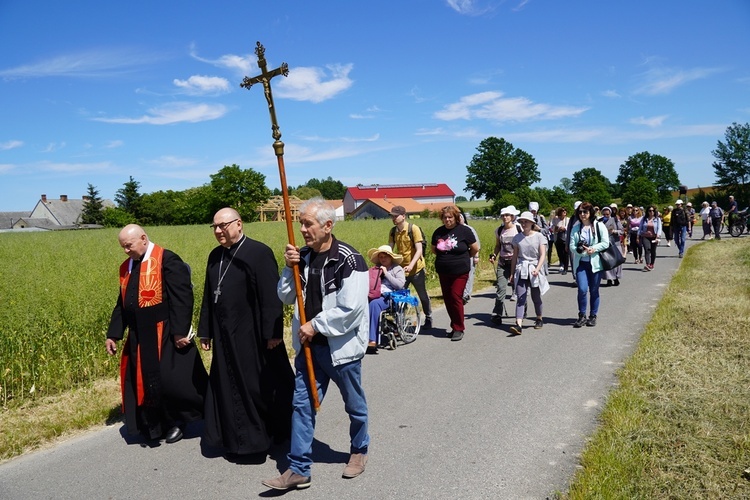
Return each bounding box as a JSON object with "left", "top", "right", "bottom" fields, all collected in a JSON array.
[
  {"left": 648, "top": 209, "right": 655, "bottom": 212},
  {"left": 210, "top": 219, "right": 239, "bottom": 231}
]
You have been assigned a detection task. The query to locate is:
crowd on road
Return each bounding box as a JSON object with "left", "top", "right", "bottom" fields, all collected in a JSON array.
[{"left": 102, "top": 195, "right": 739, "bottom": 493}]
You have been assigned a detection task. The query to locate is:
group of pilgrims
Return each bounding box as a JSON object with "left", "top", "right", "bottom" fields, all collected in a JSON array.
[{"left": 104, "top": 195, "right": 722, "bottom": 491}]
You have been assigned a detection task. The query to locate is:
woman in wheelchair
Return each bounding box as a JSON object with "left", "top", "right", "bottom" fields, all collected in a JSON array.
[{"left": 366, "top": 245, "right": 406, "bottom": 353}]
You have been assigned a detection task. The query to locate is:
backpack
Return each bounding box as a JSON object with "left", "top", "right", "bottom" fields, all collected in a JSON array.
[
  {"left": 672, "top": 208, "right": 687, "bottom": 227},
  {"left": 368, "top": 267, "right": 382, "bottom": 301},
  {"left": 390, "top": 223, "right": 427, "bottom": 257}
]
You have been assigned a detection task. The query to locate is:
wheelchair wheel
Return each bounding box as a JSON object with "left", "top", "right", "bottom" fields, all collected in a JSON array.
[
  {"left": 730, "top": 222, "right": 743, "bottom": 237},
  {"left": 396, "top": 301, "right": 421, "bottom": 344}
]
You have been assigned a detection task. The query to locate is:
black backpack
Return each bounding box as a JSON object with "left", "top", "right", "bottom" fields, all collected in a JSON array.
[
  {"left": 390, "top": 223, "right": 427, "bottom": 257},
  {"left": 673, "top": 208, "right": 687, "bottom": 227}
]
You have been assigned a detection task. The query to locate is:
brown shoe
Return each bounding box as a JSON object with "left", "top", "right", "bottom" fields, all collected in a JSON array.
[
  {"left": 342, "top": 453, "right": 368, "bottom": 478},
  {"left": 262, "top": 469, "right": 311, "bottom": 490}
]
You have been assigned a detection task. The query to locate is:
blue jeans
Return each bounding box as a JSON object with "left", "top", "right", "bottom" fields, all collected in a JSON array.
[
  {"left": 575, "top": 260, "right": 602, "bottom": 316},
  {"left": 288, "top": 345, "right": 369, "bottom": 477},
  {"left": 368, "top": 297, "right": 388, "bottom": 343},
  {"left": 674, "top": 225, "right": 687, "bottom": 255}
]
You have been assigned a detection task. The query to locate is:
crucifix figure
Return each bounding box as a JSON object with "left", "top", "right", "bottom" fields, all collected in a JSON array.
[{"left": 240, "top": 41, "right": 289, "bottom": 143}]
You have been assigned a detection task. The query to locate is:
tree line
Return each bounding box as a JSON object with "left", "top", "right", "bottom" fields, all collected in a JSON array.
[
  {"left": 82, "top": 122, "right": 749, "bottom": 225},
  {"left": 464, "top": 122, "right": 750, "bottom": 216},
  {"left": 81, "top": 165, "right": 346, "bottom": 226}
]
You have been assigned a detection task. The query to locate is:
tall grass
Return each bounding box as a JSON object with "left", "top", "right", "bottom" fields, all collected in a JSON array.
[{"left": 0, "top": 218, "right": 500, "bottom": 408}]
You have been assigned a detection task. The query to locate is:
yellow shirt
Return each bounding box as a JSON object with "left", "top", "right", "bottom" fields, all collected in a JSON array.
[{"left": 391, "top": 224, "right": 425, "bottom": 276}]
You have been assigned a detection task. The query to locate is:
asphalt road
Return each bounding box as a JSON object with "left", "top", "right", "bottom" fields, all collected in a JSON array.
[{"left": 0, "top": 238, "right": 702, "bottom": 499}]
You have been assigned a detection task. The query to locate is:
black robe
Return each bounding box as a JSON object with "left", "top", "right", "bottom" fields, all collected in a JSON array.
[
  {"left": 107, "top": 249, "right": 208, "bottom": 440},
  {"left": 198, "top": 236, "right": 294, "bottom": 455}
]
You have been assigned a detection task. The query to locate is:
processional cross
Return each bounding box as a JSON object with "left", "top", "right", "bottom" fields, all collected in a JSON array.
[{"left": 240, "top": 42, "right": 320, "bottom": 411}]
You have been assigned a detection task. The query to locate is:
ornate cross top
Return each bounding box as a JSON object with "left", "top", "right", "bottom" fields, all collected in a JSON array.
[{"left": 240, "top": 41, "right": 289, "bottom": 147}]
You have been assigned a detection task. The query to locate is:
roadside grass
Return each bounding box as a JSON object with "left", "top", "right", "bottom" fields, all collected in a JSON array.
[{"left": 565, "top": 237, "right": 750, "bottom": 498}]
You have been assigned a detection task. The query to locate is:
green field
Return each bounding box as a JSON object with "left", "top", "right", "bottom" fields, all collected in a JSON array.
[{"left": 0, "top": 218, "right": 501, "bottom": 408}]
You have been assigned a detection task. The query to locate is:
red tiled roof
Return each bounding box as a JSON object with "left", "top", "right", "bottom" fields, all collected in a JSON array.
[{"left": 347, "top": 183, "right": 454, "bottom": 200}]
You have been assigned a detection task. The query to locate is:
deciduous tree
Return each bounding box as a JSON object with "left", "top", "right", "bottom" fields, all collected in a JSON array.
[
  {"left": 209, "top": 164, "right": 271, "bottom": 221},
  {"left": 616, "top": 152, "right": 679, "bottom": 203},
  {"left": 465, "top": 137, "right": 540, "bottom": 202},
  {"left": 712, "top": 122, "right": 750, "bottom": 206}
]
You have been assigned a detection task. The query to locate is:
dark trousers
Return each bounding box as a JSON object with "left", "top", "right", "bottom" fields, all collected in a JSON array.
[
  {"left": 438, "top": 273, "right": 469, "bottom": 332},
  {"left": 643, "top": 237, "right": 657, "bottom": 266},
  {"left": 405, "top": 268, "right": 431, "bottom": 317}
]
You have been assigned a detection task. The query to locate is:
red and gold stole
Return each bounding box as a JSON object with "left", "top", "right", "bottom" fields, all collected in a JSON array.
[{"left": 118, "top": 244, "right": 165, "bottom": 406}]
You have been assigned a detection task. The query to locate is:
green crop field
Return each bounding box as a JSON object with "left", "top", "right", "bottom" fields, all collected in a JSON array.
[{"left": 0, "top": 218, "right": 501, "bottom": 408}]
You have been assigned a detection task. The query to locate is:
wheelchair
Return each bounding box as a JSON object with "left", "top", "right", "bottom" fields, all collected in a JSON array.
[{"left": 378, "top": 289, "right": 422, "bottom": 350}]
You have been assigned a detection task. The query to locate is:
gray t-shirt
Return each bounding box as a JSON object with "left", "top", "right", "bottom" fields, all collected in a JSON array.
[{"left": 512, "top": 231, "right": 548, "bottom": 277}]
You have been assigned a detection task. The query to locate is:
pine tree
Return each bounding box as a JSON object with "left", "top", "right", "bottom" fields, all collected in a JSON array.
[{"left": 81, "top": 183, "right": 104, "bottom": 224}]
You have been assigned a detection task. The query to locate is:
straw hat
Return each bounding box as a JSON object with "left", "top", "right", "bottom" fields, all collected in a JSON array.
[{"left": 367, "top": 245, "right": 403, "bottom": 265}]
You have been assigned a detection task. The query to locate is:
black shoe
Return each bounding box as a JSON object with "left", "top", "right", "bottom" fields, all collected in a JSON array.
[
  {"left": 606, "top": 279, "right": 612, "bottom": 286},
  {"left": 165, "top": 425, "right": 183, "bottom": 444},
  {"left": 451, "top": 330, "right": 464, "bottom": 341},
  {"left": 613, "top": 279, "right": 620, "bottom": 286},
  {"left": 573, "top": 314, "right": 586, "bottom": 328},
  {"left": 534, "top": 319, "right": 543, "bottom": 329},
  {"left": 446, "top": 330, "right": 454, "bottom": 338},
  {"left": 586, "top": 315, "right": 597, "bottom": 327},
  {"left": 509, "top": 324, "right": 522, "bottom": 335},
  {"left": 423, "top": 317, "right": 432, "bottom": 330},
  {"left": 491, "top": 314, "right": 502, "bottom": 325}
]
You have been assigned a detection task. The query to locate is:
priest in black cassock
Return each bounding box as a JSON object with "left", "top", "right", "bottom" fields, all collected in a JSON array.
[
  {"left": 106, "top": 224, "right": 208, "bottom": 444},
  {"left": 199, "top": 208, "right": 294, "bottom": 458}
]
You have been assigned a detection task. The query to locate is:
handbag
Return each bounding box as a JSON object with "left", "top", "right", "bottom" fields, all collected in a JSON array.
[
  {"left": 368, "top": 267, "right": 382, "bottom": 300},
  {"left": 595, "top": 222, "right": 625, "bottom": 271}
]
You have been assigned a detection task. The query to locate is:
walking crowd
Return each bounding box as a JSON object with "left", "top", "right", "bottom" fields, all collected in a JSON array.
[{"left": 104, "top": 195, "right": 737, "bottom": 493}]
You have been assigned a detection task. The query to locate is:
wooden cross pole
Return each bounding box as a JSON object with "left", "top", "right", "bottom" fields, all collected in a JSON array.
[{"left": 241, "top": 41, "right": 320, "bottom": 412}]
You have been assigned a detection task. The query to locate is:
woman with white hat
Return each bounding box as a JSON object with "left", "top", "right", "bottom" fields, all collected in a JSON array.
[
  {"left": 569, "top": 202, "right": 610, "bottom": 328},
  {"left": 366, "top": 245, "right": 405, "bottom": 352},
  {"left": 489, "top": 205, "right": 521, "bottom": 323},
  {"left": 508, "top": 211, "right": 548, "bottom": 334}
]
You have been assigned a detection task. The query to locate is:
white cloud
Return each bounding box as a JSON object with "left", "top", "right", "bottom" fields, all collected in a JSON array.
[
  {"left": 0, "top": 140, "right": 23, "bottom": 150},
  {"left": 104, "top": 140, "right": 124, "bottom": 149},
  {"left": 634, "top": 66, "right": 722, "bottom": 95},
  {"left": 0, "top": 49, "right": 162, "bottom": 79},
  {"left": 189, "top": 45, "right": 254, "bottom": 75},
  {"left": 0, "top": 163, "right": 15, "bottom": 173},
  {"left": 42, "top": 142, "right": 66, "bottom": 153},
  {"left": 446, "top": 0, "right": 498, "bottom": 16},
  {"left": 173, "top": 75, "right": 230, "bottom": 95},
  {"left": 93, "top": 102, "right": 228, "bottom": 125},
  {"left": 35, "top": 160, "right": 114, "bottom": 173},
  {"left": 275, "top": 64, "right": 354, "bottom": 103},
  {"left": 630, "top": 115, "right": 668, "bottom": 127},
  {"left": 434, "top": 91, "right": 588, "bottom": 122},
  {"left": 601, "top": 90, "right": 621, "bottom": 98},
  {"left": 148, "top": 155, "right": 200, "bottom": 168}
]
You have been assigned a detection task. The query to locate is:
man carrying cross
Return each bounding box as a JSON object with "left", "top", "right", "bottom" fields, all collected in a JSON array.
[{"left": 198, "top": 207, "right": 295, "bottom": 459}]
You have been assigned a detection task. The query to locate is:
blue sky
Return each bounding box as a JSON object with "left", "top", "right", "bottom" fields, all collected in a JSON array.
[{"left": 1, "top": 0, "right": 749, "bottom": 211}]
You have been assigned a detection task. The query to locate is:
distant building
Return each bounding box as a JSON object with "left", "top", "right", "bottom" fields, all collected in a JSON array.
[
  {"left": 350, "top": 197, "right": 446, "bottom": 220},
  {"left": 343, "top": 184, "right": 454, "bottom": 215},
  {"left": 1, "top": 194, "right": 113, "bottom": 231}
]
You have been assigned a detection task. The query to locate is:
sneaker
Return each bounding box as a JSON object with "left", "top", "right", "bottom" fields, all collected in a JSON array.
[
  {"left": 534, "top": 318, "right": 543, "bottom": 329},
  {"left": 509, "top": 293, "right": 517, "bottom": 302},
  {"left": 679, "top": 253, "right": 684, "bottom": 258},
  {"left": 561, "top": 269, "right": 567, "bottom": 275},
  {"left": 649, "top": 264, "right": 654, "bottom": 270},
  {"left": 586, "top": 315, "right": 597, "bottom": 327},
  {"left": 446, "top": 330, "right": 454, "bottom": 338},
  {"left": 366, "top": 342, "right": 378, "bottom": 354},
  {"left": 451, "top": 330, "right": 464, "bottom": 342},
  {"left": 491, "top": 314, "right": 502, "bottom": 325},
  {"left": 509, "top": 324, "right": 522, "bottom": 335},
  {"left": 559, "top": 266, "right": 564, "bottom": 273},
  {"left": 342, "top": 453, "right": 368, "bottom": 478},
  {"left": 262, "top": 470, "right": 311, "bottom": 490},
  {"left": 607, "top": 279, "right": 612, "bottom": 285},
  {"left": 573, "top": 314, "right": 586, "bottom": 328},
  {"left": 667, "top": 241, "right": 671, "bottom": 247},
  {"left": 423, "top": 316, "right": 432, "bottom": 330},
  {"left": 613, "top": 279, "right": 620, "bottom": 286},
  {"left": 643, "top": 265, "right": 650, "bottom": 272}
]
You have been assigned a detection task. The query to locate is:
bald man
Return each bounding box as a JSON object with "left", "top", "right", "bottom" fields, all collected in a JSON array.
[
  {"left": 106, "top": 225, "right": 208, "bottom": 444},
  {"left": 198, "top": 208, "right": 294, "bottom": 459}
]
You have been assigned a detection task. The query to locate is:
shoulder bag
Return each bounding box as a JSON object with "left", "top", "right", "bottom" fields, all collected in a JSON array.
[{"left": 595, "top": 222, "right": 625, "bottom": 271}]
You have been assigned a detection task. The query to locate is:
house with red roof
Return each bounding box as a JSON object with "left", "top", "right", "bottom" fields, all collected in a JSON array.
[{"left": 343, "top": 184, "right": 455, "bottom": 215}]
